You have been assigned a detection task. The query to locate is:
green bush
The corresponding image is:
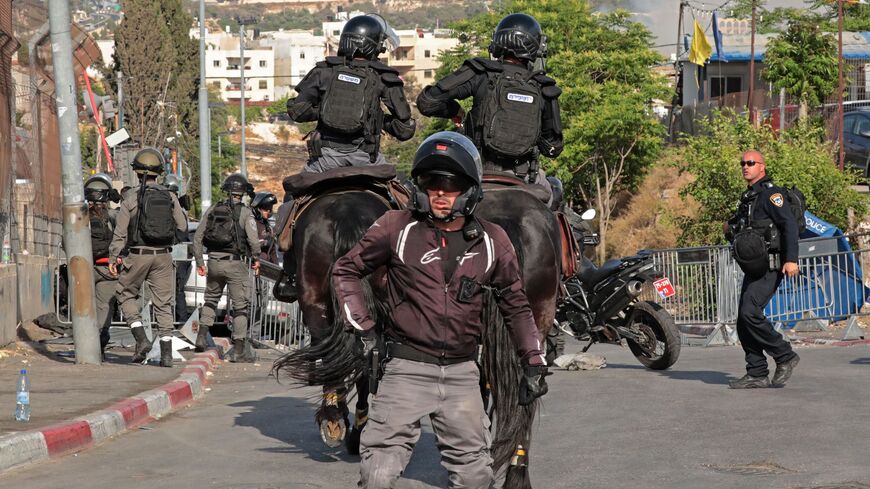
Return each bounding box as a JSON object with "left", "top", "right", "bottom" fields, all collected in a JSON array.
[{"left": 677, "top": 111, "right": 867, "bottom": 246}]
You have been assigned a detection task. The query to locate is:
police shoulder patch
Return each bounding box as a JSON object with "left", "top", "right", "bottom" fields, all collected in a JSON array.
[{"left": 770, "top": 193, "right": 784, "bottom": 207}]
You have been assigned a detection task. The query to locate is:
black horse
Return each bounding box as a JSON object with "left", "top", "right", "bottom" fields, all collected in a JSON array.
[
  {"left": 274, "top": 189, "right": 390, "bottom": 452},
  {"left": 274, "top": 183, "right": 561, "bottom": 489}
]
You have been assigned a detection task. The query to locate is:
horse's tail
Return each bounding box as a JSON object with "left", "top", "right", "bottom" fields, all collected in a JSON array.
[
  {"left": 271, "top": 199, "right": 382, "bottom": 389},
  {"left": 482, "top": 290, "right": 537, "bottom": 489}
]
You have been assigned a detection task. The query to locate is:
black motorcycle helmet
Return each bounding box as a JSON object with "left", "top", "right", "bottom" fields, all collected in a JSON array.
[
  {"left": 251, "top": 192, "right": 277, "bottom": 211},
  {"left": 410, "top": 132, "right": 483, "bottom": 221},
  {"left": 489, "top": 13, "right": 543, "bottom": 62},
  {"left": 338, "top": 14, "right": 388, "bottom": 60},
  {"left": 131, "top": 147, "right": 165, "bottom": 176},
  {"left": 221, "top": 173, "right": 254, "bottom": 197},
  {"left": 84, "top": 173, "right": 120, "bottom": 203}
]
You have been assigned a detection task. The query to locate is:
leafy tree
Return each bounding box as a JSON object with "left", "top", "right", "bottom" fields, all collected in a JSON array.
[
  {"left": 677, "top": 111, "right": 865, "bottom": 246},
  {"left": 763, "top": 16, "right": 838, "bottom": 120}
]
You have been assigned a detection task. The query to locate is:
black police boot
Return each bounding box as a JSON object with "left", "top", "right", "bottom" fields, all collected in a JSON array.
[
  {"left": 159, "top": 339, "right": 173, "bottom": 368},
  {"left": 273, "top": 274, "right": 298, "bottom": 303},
  {"left": 771, "top": 354, "right": 800, "bottom": 387},
  {"left": 728, "top": 374, "right": 770, "bottom": 389},
  {"left": 231, "top": 338, "right": 255, "bottom": 363},
  {"left": 194, "top": 325, "right": 209, "bottom": 353},
  {"left": 131, "top": 327, "right": 152, "bottom": 364}
]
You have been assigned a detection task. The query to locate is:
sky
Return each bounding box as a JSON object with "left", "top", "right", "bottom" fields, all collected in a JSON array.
[{"left": 616, "top": 0, "right": 810, "bottom": 56}]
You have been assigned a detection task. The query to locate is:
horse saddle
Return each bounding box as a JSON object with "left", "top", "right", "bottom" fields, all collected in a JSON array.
[
  {"left": 277, "top": 166, "right": 410, "bottom": 252},
  {"left": 481, "top": 173, "right": 578, "bottom": 279}
]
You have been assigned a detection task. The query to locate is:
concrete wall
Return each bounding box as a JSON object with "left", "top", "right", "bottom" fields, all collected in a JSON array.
[
  {"left": 0, "top": 264, "right": 18, "bottom": 346},
  {"left": 14, "top": 254, "right": 56, "bottom": 328}
]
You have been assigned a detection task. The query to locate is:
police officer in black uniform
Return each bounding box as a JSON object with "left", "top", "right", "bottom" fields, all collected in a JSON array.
[
  {"left": 416, "top": 13, "right": 563, "bottom": 198},
  {"left": 287, "top": 13, "right": 415, "bottom": 170},
  {"left": 84, "top": 173, "right": 121, "bottom": 358},
  {"left": 725, "top": 150, "right": 801, "bottom": 389},
  {"left": 251, "top": 192, "right": 279, "bottom": 264}
]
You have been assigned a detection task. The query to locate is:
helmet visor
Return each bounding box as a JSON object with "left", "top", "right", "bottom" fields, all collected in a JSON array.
[{"left": 370, "top": 13, "right": 400, "bottom": 53}]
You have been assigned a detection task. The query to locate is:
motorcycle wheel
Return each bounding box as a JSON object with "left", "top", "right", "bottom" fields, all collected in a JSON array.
[{"left": 625, "top": 300, "right": 680, "bottom": 370}]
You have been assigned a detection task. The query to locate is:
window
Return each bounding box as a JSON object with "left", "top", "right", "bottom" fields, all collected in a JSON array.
[
  {"left": 709, "top": 76, "right": 742, "bottom": 98},
  {"left": 213, "top": 60, "right": 220, "bottom": 67},
  {"left": 259, "top": 60, "right": 267, "bottom": 68},
  {"left": 300, "top": 52, "right": 306, "bottom": 59},
  {"left": 845, "top": 115, "right": 857, "bottom": 135},
  {"left": 424, "top": 70, "right": 432, "bottom": 79},
  {"left": 853, "top": 116, "right": 870, "bottom": 136},
  {"left": 259, "top": 80, "right": 267, "bottom": 89},
  {"left": 424, "top": 50, "right": 431, "bottom": 58},
  {"left": 333, "top": 30, "right": 340, "bottom": 36}
]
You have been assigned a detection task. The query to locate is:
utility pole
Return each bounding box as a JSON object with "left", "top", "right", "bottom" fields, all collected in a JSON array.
[
  {"left": 116, "top": 71, "right": 124, "bottom": 129},
  {"left": 748, "top": 0, "right": 756, "bottom": 124},
  {"left": 198, "top": 0, "right": 212, "bottom": 214},
  {"left": 239, "top": 22, "right": 247, "bottom": 177},
  {"left": 838, "top": 0, "right": 845, "bottom": 171},
  {"left": 48, "top": 0, "right": 101, "bottom": 365}
]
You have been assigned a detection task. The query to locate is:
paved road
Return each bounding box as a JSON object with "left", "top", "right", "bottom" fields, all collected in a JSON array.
[{"left": 4, "top": 342, "right": 870, "bottom": 489}]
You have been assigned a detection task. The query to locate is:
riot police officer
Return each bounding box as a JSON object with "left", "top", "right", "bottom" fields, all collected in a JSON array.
[
  {"left": 417, "top": 13, "right": 563, "bottom": 198},
  {"left": 333, "top": 132, "right": 548, "bottom": 488},
  {"left": 108, "top": 148, "right": 188, "bottom": 367},
  {"left": 287, "top": 13, "right": 415, "bottom": 171},
  {"left": 725, "top": 150, "right": 801, "bottom": 389},
  {"left": 163, "top": 173, "right": 193, "bottom": 324},
  {"left": 251, "top": 192, "right": 279, "bottom": 263},
  {"left": 84, "top": 173, "right": 121, "bottom": 358},
  {"left": 193, "top": 174, "right": 261, "bottom": 362}
]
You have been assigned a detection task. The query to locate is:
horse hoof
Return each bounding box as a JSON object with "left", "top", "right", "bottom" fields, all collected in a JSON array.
[{"left": 320, "top": 419, "right": 347, "bottom": 448}]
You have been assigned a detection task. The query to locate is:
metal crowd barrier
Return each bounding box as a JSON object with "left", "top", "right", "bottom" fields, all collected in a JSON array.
[
  {"left": 54, "top": 244, "right": 308, "bottom": 350},
  {"left": 643, "top": 233, "right": 870, "bottom": 345}
]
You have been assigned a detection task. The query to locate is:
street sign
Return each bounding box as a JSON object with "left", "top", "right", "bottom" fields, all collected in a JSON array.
[
  {"left": 105, "top": 128, "right": 130, "bottom": 148},
  {"left": 653, "top": 277, "right": 676, "bottom": 299}
]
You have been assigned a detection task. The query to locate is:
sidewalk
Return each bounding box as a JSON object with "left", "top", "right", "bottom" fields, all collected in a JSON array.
[{"left": 0, "top": 336, "right": 221, "bottom": 474}]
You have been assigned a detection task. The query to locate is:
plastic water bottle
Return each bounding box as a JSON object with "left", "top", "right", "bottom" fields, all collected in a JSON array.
[{"left": 15, "top": 369, "right": 30, "bottom": 422}]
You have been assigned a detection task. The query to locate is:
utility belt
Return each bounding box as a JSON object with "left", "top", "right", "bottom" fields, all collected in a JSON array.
[
  {"left": 211, "top": 254, "right": 243, "bottom": 261},
  {"left": 128, "top": 247, "right": 170, "bottom": 255},
  {"left": 483, "top": 150, "right": 540, "bottom": 182},
  {"left": 386, "top": 342, "right": 477, "bottom": 366},
  {"left": 306, "top": 131, "right": 377, "bottom": 162}
]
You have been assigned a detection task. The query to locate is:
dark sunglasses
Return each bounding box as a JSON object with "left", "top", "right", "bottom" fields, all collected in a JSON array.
[
  {"left": 740, "top": 160, "right": 761, "bottom": 167},
  {"left": 418, "top": 174, "right": 470, "bottom": 193}
]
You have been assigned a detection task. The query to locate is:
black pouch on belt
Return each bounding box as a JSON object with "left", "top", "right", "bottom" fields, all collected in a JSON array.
[
  {"left": 305, "top": 130, "right": 323, "bottom": 159},
  {"left": 733, "top": 229, "right": 770, "bottom": 278}
]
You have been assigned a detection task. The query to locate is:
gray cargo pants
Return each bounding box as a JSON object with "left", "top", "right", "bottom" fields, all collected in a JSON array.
[
  {"left": 359, "top": 358, "right": 493, "bottom": 489},
  {"left": 116, "top": 251, "right": 175, "bottom": 336},
  {"left": 303, "top": 147, "right": 388, "bottom": 173},
  {"left": 199, "top": 259, "right": 251, "bottom": 340},
  {"left": 94, "top": 265, "right": 117, "bottom": 348}
]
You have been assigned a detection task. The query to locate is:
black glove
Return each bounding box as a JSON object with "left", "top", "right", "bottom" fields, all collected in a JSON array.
[
  {"left": 518, "top": 364, "right": 550, "bottom": 406},
  {"left": 352, "top": 329, "right": 377, "bottom": 359}
]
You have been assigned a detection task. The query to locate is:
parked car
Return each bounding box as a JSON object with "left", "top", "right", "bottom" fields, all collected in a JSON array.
[{"left": 842, "top": 109, "right": 870, "bottom": 177}]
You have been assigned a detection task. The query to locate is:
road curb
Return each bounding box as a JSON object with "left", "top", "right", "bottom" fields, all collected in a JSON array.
[{"left": 0, "top": 349, "right": 220, "bottom": 474}]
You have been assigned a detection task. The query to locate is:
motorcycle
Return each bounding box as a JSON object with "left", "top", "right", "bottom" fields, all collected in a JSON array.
[{"left": 552, "top": 209, "right": 681, "bottom": 370}]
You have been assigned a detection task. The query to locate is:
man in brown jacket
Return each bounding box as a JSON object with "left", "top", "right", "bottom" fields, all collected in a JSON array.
[{"left": 333, "top": 132, "right": 548, "bottom": 489}]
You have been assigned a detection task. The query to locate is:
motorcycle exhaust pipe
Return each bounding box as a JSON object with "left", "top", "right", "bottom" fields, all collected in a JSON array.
[{"left": 626, "top": 280, "right": 643, "bottom": 298}]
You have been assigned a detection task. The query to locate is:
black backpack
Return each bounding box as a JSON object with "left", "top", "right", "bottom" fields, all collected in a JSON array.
[
  {"left": 480, "top": 70, "right": 543, "bottom": 158},
  {"left": 320, "top": 64, "right": 379, "bottom": 136},
  {"left": 136, "top": 187, "right": 176, "bottom": 246},
  {"left": 203, "top": 202, "right": 245, "bottom": 255},
  {"left": 785, "top": 186, "right": 808, "bottom": 234},
  {"left": 89, "top": 207, "right": 113, "bottom": 260}
]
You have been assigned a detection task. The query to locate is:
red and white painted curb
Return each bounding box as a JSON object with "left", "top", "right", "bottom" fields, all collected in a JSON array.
[{"left": 0, "top": 350, "right": 220, "bottom": 474}]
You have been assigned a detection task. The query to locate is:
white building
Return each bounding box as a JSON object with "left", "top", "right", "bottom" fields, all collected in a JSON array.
[
  {"left": 258, "top": 30, "right": 325, "bottom": 99},
  {"left": 204, "top": 28, "right": 276, "bottom": 103}
]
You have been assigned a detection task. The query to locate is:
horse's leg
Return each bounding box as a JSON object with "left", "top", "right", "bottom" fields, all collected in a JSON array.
[{"left": 345, "top": 374, "right": 369, "bottom": 455}]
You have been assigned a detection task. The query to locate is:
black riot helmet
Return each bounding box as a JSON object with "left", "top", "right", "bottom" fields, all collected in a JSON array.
[
  {"left": 338, "top": 14, "right": 389, "bottom": 61},
  {"left": 131, "top": 147, "right": 165, "bottom": 176},
  {"left": 84, "top": 173, "right": 120, "bottom": 203},
  {"left": 410, "top": 132, "right": 483, "bottom": 221},
  {"left": 489, "top": 13, "right": 543, "bottom": 62},
  {"left": 546, "top": 175, "right": 564, "bottom": 212},
  {"left": 221, "top": 173, "right": 254, "bottom": 197},
  {"left": 251, "top": 192, "right": 277, "bottom": 211}
]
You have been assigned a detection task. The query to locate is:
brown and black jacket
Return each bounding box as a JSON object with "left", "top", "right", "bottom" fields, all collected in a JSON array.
[{"left": 333, "top": 210, "right": 545, "bottom": 365}]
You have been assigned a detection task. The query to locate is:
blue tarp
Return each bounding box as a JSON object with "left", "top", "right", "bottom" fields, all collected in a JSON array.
[{"left": 764, "top": 212, "right": 869, "bottom": 326}]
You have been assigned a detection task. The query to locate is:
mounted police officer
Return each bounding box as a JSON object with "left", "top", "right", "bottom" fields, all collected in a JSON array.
[
  {"left": 416, "top": 13, "right": 563, "bottom": 201},
  {"left": 193, "top": 174, "right": 261, "bottom": 362},
  {"left": 85, "top": 173, "right": 121, "bottom": 358},
  {"left": 333, "top": 132, "right": 548, "bottom": 489},
  {"left": 251, "top": 192, "right": 279, "bottom": 263},
  {"left": 724, "top": 150, "right": 801, "bottom": 389},
  {"left": 108, "top": 148, "right": 188, "bottom": 367},
  {"left": 287, "top": 13, "right": 415, "bottom": 171},
  {"left": 275, "top": 14, "right": 416, "bottom": 303}
]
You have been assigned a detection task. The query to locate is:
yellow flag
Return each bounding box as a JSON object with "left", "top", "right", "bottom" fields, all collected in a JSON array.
[{"left": 688, "top": 20, "right": 712, "bottom": 65}]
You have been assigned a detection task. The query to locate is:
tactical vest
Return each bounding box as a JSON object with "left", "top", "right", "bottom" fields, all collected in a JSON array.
[
  {"left": 478, "top": 69, "right": 543, "bottom": 158},
  {"left": 89, "top": 206, "right": 113, "bottom": 260},
  {"left": 317, "top": 58, "right": 386, "bottom": 159},
  {"left": 203, "top": 201, "right": 248, "bottom": 257}
]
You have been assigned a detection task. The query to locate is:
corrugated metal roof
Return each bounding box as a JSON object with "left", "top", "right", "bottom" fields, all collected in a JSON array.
[{"left": 685, "top": 31, "right": 870, "bottom": 63}]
